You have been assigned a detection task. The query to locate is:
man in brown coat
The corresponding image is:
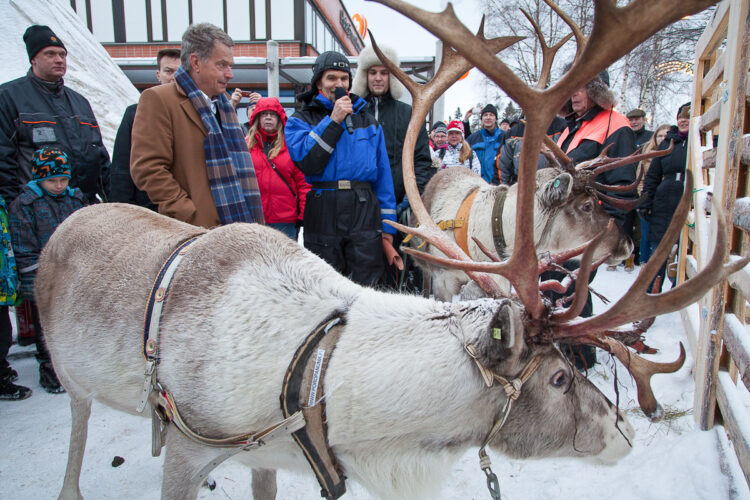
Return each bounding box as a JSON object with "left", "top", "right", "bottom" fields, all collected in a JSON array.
[{"left": 131, "top": 23, "right": 263, "bottom": 228}]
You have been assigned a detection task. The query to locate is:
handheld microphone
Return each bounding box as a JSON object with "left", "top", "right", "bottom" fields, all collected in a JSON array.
[{"left": 334, "top": 87, "right": 354, "bottom": 134}]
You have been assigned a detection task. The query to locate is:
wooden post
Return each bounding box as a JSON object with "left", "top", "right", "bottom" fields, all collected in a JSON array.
[{"left": 267, "top": 40, "right": 280, "bottom": 99}]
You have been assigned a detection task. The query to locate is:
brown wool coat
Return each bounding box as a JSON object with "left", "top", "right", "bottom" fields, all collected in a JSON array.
[{"left": 130, "top": 82, "right": 220, "bottom": 228}]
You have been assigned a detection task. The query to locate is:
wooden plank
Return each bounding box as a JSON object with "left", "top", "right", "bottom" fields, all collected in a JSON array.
[
  {"left": 703, "top": 135, "right": 750, "bottom": 168},
  {"left": 679, "top": 303, "right": 700, "bottom": 353},
  {"left": 703, "top": 52, "right": 725, "bottom": 99},
  {"left": 695, "top": 0, "right": 731, "bottom": 60},
  {"left": 723, "top": 313, "right": 750, "bottom": 392},
  {"left": 701, "top": 99, "right": 722, "bottom": 132},
  {"left": 694, "top": 0, "right": 750, "bottom": 431},
  {"left": 716, "top": 371, "right": 750, "bottom": 488}
]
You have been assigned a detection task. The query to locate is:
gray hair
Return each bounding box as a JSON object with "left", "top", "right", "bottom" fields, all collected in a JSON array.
[{"left": 181, "top": 23, "right": 233, "bottom": 69}]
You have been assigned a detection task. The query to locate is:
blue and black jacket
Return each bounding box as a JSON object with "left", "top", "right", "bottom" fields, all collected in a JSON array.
[
  {"left": 466, "top": 127, "right": 505, "bottom": 183},
  {"left": 285, "top": 93, "right": 397, "bottom": 234}
]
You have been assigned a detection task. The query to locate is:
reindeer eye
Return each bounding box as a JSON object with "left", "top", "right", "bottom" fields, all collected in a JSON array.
[
  {"left": 581, "top": 201, "right": 594, "bottom": 212},
  {"left": 550, "top": 370, "right": 567, "bottom": 388}
]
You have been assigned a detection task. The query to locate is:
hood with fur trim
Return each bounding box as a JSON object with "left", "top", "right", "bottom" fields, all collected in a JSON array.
[{"left": 351, "top": 44, "right": 405, "bottom": 100}]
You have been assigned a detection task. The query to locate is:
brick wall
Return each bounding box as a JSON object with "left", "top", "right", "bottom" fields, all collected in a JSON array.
[{"left": 103, "top": 42, "right": 302, "bottom": 59}]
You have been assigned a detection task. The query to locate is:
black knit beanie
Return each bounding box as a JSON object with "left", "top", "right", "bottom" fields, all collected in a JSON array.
[
  {"left": 24, "top": 25, "right": 66, "bottom": 61},
  {"left": 481, "top": 104, "right": 498, "bottom": 119}
]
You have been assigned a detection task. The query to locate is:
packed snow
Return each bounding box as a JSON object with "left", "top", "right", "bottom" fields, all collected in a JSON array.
[{"left": 2, "top": 266, "right": 749, "bottom": 500}]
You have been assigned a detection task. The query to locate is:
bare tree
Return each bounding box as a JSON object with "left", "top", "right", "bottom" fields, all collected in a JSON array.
[{"left": 480, "top": 0, "right": 712, "bottom": 125}]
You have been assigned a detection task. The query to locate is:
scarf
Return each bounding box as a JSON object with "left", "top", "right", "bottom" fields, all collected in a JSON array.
[{"left": 175, "top": 66, "right": 264, "bottom": 225}]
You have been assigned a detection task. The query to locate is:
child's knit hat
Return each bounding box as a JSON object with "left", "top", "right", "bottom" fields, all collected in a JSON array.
[{"left": 31, "top": 146, "right": 70, "bottom": 180}]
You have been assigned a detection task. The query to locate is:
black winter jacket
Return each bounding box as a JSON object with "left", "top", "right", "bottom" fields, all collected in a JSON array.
[
  {"left": 363, "top": 93, "right": 432, "bottom": 202},
  {"left": 0, "top": 71, "right": 110, "bottom": 203},
  {"left": 560, "top": 106, "right": 638, "bottom": 224},
  {"left": 641, "top": 127, "right": 688, "bottom": 243},
  {"left": 109, "top": 104, "right": 156, "bottom": 210}
]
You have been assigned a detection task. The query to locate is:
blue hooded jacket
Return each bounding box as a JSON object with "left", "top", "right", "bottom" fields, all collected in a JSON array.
[
  {"left": 467, "top": 127, "right": 505, "bottom": 183},
  {"left": 285, "top": 93, "right": 397, "bottom": 234}
]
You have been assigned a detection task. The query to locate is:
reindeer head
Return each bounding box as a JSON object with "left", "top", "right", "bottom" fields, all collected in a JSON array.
[
  {"left": 525, "top": 168, "right": 633, "bottom": 264},
  {"left": 370, "top": 0, "right": 745, "bottom": 421},
  {"left": 464, "top": 298, "right": 634, "bottom": 461}
]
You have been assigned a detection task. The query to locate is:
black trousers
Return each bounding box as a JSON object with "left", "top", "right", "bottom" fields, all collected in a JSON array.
[
  {"left": 303, "top": 186, "right": 385, "bottom": 287},
  {"left": 0, "top": 306, "right": 11, "bottom": 378},
  {"left": 541, "top": 261, "right": 597, "bottom": 369}
]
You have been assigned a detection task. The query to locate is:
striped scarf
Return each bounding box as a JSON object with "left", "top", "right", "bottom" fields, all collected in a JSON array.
[{"left": 175, "top": 66, "right": 264, "bottom": 225}]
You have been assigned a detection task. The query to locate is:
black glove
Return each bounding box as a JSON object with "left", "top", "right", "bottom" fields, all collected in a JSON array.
[{"left": 638, "top": 207, "right": 651, "bottom": 222}]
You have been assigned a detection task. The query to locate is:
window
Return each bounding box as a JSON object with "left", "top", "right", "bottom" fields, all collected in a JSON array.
[
  {"left": 254, "top": 0, "right": 266, "bottom": 39},
  {"left": 90, "top": 1, "right": 115, "bottom": 42},
  {"left": 305, "top": 2, "right": 314, "bottom": 46},
  {"left": 166, "top": 0, "right": 190, "bottom": 42},
  {"left": 150, "top": 0, "right": 164, "bottom": 41},
  {"left": 270, "top": 0, "right": 294, "bottom": 40},
  {"left": 123, "top": 0, "right": 148, "bottom": 42},
  {"left": 192, "top": 1, "right": 223, "bottom": 30},
  {"left": 227, "top": 0, "right": 251, "bottom": 40}
]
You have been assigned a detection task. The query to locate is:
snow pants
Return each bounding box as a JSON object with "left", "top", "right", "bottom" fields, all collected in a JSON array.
[{"left": 303, "top": 185, "right": 385, "bottom": 287}]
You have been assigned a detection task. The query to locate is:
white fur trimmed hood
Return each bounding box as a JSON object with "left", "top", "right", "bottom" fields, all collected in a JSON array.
[{"left": 351, "top": 44, "right": 405, "bottom": 100}]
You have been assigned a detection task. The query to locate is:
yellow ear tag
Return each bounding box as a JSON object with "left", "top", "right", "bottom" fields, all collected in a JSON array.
[{"left": 493, "top": 327, "right": 503, "bottom": 340}]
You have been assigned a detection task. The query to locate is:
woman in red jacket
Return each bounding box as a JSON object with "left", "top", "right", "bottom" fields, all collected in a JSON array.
[{"left": 246, "top": 98, "right": 310, "bottom": 239}]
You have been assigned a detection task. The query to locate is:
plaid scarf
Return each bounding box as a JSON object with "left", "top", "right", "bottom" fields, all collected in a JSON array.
[{"left": 175, "top": 66, "right": 264, "bottom": 225}]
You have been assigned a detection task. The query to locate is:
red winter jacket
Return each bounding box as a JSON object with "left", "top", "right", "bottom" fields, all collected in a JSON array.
[{"left": 248, "top": 98, "right": 310, "bottom": 224}]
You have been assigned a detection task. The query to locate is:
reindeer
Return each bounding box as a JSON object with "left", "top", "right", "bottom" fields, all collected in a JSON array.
[
  {"left": 414, "top": 164, "right": 639, "bottom": 300},
  {"left": 410, "top": 2, "right": 671, "bottom": 302},
  {"left": 38, "top": 1, "right": 743, "bottom": 500}
]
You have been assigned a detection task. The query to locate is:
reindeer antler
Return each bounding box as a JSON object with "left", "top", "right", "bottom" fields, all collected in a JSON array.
[
  {"left": 371, "top": 0, "right": 731, "bottom": 417},
  {"left": 369, "top": 24, "right": 527, "bottom": 302}
]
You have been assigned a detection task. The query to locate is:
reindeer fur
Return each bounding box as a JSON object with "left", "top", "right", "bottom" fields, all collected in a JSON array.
[
  {"left": 38, "top": 204, "right": 633, "bottom": 500},
  {"left": 414, "top": 167, "right": 633, "bottom": 301}
]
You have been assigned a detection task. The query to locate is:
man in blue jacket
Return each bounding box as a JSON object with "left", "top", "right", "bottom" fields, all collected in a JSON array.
[
  {"left": 285, "top": 51, "right": 401, "bottom": 286},
  {"left": 466, "top": 104, "right": 505, "bottom": 183}
]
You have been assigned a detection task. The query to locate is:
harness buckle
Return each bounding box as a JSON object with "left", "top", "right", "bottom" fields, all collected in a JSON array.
[{"left": 136, "top": 360, "right": 156, "bottom": 413}]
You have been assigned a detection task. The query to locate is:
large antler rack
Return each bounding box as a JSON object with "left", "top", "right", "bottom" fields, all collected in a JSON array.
[
  {"left": 369, "top": 0, "right": 742, "bottom": 418},
  {"left": 368, "top": 21, "right": 527, "bottom": 303},
  {"left": 371, "top": 0, "right": 720, "bottom": 320}
]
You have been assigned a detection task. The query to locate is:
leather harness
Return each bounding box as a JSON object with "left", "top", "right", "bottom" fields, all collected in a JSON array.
[
  {"left": 436, "top": 188, "right": 508, "bottom": 258},
  {"left": 138, "top": 235, "right": 346, "bottom": 497}
]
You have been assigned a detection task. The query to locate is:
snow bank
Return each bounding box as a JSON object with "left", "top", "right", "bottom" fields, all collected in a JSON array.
[{"left": 1, "top": 0, "right": 141, "bottom": 154}]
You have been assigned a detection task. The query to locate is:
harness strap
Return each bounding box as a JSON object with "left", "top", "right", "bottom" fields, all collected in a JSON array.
[
  {"left": 281, "top": 316, "right": 348, "bottom": 500},
  {"left": 491, "top": 190, "right": 508, "bottom": 258},
  {"left": 452, "top": 188, "right": 480, "bottom": 256},
  {"left": 138, "top": 235, "right": 200, "bottom": 413}
]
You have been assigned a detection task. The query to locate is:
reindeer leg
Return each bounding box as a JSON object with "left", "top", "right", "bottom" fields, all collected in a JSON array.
[
  {"left": 58, "top": 395, "right": 91, "bottom": 500},
  {"left": 251, "top": 469, "right": 278, "bottom": 500},
  {"left": 161, "top": 426, "right": 221, "bottom": 500}
]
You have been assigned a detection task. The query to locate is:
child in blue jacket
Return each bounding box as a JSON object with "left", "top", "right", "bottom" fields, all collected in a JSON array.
[{"left": 8, "top": 146, "right": 87, "bottom": 394}]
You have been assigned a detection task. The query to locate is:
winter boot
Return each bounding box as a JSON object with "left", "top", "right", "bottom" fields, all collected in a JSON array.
[
  {"left": 0, "top": 373, "right": 31, "bottom": 401},
  {"left": 39, "top": 362, "right": 65, "bottom": 394},
  {"left": 624, "top": 255, "right": 635, "bottom": 272}
]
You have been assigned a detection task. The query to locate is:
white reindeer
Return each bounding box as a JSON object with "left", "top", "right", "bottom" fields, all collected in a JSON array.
[{"left": 39, "top": 203, "right": 636, "bottom": 500}]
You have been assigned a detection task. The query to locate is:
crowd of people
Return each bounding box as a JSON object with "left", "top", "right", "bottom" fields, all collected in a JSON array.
[{"left": 0, "top": 21, "right": 691, "bottom": 399}]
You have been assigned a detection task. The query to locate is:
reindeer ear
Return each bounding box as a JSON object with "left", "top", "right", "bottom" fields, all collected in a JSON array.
[
  {"left": 537, "top": 172, "right": 573, "bottom": 209},
  {"left": 485, "top": 299, "right": 524, "bottom": 359}
]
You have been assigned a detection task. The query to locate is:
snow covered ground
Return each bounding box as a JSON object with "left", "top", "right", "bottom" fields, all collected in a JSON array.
[{"left": 2, "top": 266, "right": 750, "bottom": 499}]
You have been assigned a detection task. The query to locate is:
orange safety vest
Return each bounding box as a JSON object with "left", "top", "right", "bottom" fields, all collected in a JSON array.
[{"left": 556, "top": 109, "right": 630, "bottom": 153}]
